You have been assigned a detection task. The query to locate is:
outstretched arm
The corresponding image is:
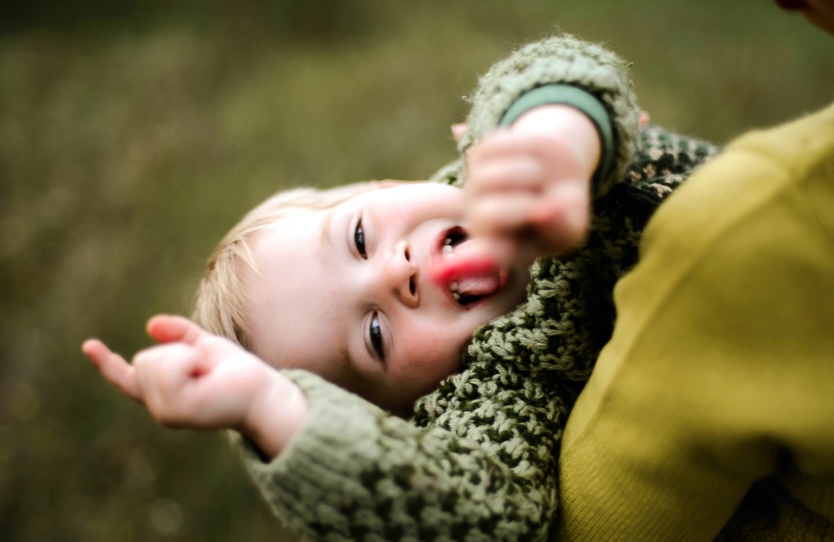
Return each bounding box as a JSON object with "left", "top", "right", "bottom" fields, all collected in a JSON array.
[{"left": 83, "top": 314, "right": 307, "bottom": 458}]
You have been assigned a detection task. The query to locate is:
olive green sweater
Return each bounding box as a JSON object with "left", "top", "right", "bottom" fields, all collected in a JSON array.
[{"left": 241, "top": 35, "right": 718, "bottom": 541}]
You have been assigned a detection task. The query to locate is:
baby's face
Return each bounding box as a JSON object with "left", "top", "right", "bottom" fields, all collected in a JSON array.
[{"left": 243, "top": 182, "right": 530, "bottom": 411}]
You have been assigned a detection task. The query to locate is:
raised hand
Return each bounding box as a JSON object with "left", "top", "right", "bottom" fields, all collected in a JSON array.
[
  {"left": 464, "top": 104, "right": 602, "bottom": 266},
  {"left": 82, "top": 314, "right": 307, "bottom": 458}
]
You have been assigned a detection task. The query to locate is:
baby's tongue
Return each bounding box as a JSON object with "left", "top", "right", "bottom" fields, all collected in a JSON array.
[
  {"left": 457, "top": 271, "right": 500, "bottom": 298},
  {"left": 430, "top": 238, "right": 501, "bottom": 298}
]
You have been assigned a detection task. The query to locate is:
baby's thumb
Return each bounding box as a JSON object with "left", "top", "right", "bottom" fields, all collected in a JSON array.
[{"left": 147, "top": 314, "right": 208, "bottom": 346}]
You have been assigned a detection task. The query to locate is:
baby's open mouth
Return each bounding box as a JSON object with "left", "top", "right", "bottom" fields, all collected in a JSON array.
[{"left": 434, "top": 227, "right": 504, "bottom": 309}]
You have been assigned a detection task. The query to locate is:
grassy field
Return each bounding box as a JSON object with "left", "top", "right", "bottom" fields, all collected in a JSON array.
[{"left": 1, "top": 1, "right": 832, "bottom": 540}]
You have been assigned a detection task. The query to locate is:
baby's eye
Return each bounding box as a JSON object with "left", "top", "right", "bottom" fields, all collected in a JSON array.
[
  {"left": 369, "top": 312, "right": 384, "bottom": 360},
  {"left": 354, "top": 219, "right": 367, "bottom": 260}
]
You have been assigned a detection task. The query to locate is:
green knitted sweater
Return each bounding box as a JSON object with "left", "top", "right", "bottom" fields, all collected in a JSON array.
[{"left": 242, "top": 35, "right": 718, "bottom": 541}]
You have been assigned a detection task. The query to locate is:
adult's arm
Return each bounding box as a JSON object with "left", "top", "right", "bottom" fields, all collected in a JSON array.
[{"left": 557, "top": 103, "right": 834, "bottom": 541}]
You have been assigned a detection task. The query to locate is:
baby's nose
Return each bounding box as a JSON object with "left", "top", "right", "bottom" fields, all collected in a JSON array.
[{"left": 382, "top": 242, "right": 419, "bottom": 308}]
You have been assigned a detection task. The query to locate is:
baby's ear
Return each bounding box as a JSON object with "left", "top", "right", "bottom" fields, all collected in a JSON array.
[{"left": 452, "top": 123, "right": 469, "bottom": 142}]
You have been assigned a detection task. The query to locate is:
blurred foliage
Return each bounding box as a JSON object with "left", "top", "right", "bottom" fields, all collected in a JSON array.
[{"left": 1, "top": 0, "right": 832, "bottom": 540}]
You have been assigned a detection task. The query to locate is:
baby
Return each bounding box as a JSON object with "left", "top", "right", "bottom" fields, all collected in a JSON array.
[{"left": 83, "top": 98, "right": 605, "bottom": 452}]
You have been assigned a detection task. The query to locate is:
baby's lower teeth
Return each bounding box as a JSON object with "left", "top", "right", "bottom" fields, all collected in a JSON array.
[
  {"left": 443, "top": 244, "right": 453, "bottom": 255},
  {"left": 450, "top": 282, "right": 461, "bottom": 301}
]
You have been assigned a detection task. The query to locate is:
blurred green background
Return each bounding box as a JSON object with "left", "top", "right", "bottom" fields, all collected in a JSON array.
[{"left": 1, "top": 0, "right": 832, "bottom": 540}]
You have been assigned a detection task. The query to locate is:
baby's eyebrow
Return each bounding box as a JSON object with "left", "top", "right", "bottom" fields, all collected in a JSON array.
[{"left": 320, "top": 208, "right": 335, "bottom": 250}]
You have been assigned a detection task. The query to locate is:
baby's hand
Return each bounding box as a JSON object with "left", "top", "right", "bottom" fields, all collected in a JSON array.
[
  {"left": 82, "top": 315, "right": 306, "bottom": 458},
  {"left": 465, "top": 104, "right": 602, "bottom": 264}
]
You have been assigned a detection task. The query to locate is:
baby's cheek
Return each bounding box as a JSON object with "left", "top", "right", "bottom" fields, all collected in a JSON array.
[{"left": 403, "top": 322, "right": 466, "bottom": 378}]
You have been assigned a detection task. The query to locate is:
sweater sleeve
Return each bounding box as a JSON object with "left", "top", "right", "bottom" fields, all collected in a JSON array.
[
  {"left": 431, "top": 34, "right": 639, "bottom": 195},
  {"left": 458, "top": 34, "right": 640, "bottom": 197},
  {"left": 236, "top": 35, "right": 667, "bottom": 542},
  {"left": 243, "top": 368, "right": 563, "bottom": 541}
]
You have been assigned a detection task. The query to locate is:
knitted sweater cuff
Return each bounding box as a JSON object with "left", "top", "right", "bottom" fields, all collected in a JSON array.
[
  {"left": 499, "top": 84, "right": 616, "bottom": 194},
  {"left": 239, "top": 369, "right": 388, "bottom": 535},
  {"left": 459, "top": 34, "right": 639, "bottom": 197}
]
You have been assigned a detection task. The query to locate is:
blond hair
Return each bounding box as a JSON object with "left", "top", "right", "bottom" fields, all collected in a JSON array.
[{"left": 191, "top": 182, "right": 379, "bottom": 350}]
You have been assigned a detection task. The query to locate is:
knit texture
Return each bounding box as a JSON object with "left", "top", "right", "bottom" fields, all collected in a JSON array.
[
  {"left": 242, "top": 35, "right": 719, "bottom": 541},
  {"left": 458, "top": 34, "right": 640, "bottom": 197}
]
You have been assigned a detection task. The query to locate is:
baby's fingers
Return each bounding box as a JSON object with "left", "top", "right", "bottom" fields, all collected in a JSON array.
[
  {"left": 466, "top": 155, "right": 544, "bottom": 196},
  {"left": 131, "top": 344, "right": 209, "bottom": 426},
  {"left": 146, "top": 314, "right": 208, "bottom": 346},
  {"left": 468, "top": 192, "right": 539, "bottom": 237},
  {"left": 468, "top": 182, "right": 591, "bottom": 256},
  {"left": 82, "top": 339, "right": 143, "bottom": 403}
]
